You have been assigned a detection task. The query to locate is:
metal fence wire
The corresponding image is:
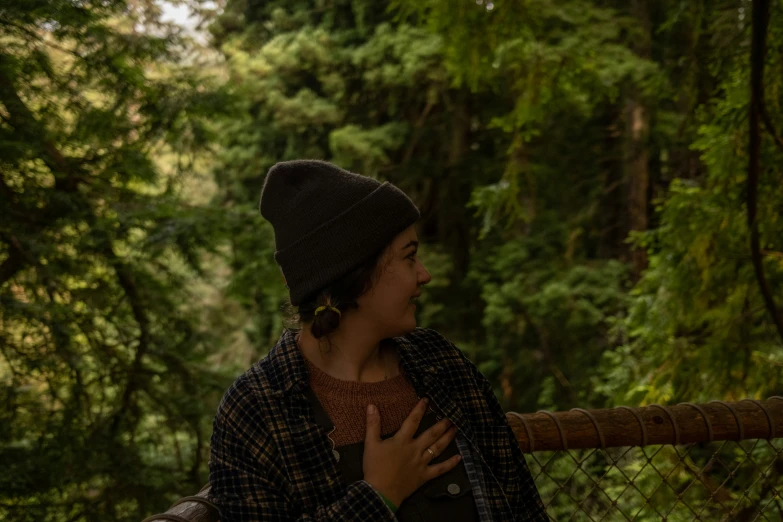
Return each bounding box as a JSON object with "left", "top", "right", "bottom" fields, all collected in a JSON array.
[
  {"left": 526, "top": 439, "right": 783, "bottom": 521},
  {"left": 511, "top": 398, "right": 783, "bottom": 522}
]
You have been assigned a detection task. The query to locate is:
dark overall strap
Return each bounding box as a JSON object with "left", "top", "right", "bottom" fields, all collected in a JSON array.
[{"left": 301, "top": 385, "right": 334, "bottom": 431}]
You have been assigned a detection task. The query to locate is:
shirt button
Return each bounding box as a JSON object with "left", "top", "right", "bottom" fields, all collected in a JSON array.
[{"left": 447, "top": 483, "right": 460, "bottom": 495}]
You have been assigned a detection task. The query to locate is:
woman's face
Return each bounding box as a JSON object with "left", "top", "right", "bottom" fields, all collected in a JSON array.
[{"left": 357, "top": 224, "right": 432, "bottom": 338}]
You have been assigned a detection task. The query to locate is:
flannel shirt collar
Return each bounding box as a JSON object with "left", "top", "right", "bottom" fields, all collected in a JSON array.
[{"left": 264, "top": 329, "right": 308, "bottom": 397}]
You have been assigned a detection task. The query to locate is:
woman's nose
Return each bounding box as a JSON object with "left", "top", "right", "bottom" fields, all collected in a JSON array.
[{"left": 419, "top": 266, "right": 432, "bottom": 285}]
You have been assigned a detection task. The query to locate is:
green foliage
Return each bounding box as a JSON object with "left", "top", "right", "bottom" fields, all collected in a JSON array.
[
  {"left": 0, "top": 1, "right": 232, "bottom": 520},
  {"left": 468, "top": 237, "right": 630, "bottom": 409},
  {"left": 597, "top": 40, "right": 783, "bottom": 403},
  {"left": 4, "top": 0, "right": 783, "bottom": 519}
]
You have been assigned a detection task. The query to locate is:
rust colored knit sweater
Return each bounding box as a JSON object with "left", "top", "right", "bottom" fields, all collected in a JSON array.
[{"left": 303, "top": 355, "right": 420, "bottom": 446}]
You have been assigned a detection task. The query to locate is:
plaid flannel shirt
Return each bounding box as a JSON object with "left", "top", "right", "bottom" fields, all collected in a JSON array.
[{"left": 209, "top": 327, "right": 547, "bottom": 521}]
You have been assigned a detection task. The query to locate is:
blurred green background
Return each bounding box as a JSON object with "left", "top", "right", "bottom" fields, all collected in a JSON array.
[{"left": 1, "top": 0, "right": 782, "bottom": 520}]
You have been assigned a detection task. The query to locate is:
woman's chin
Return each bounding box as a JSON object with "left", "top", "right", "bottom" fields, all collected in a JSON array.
[{"left": 391, "top": 310, "right": 417, "bottom": 336}]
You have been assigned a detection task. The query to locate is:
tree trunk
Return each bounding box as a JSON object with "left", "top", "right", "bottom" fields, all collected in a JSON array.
[
  {"left": 748, "top": 0, "right": 783, "bottom": 344},
  {"left": 596, "top": 102, "right": 625, "bottom": 259},
  {"left": 625, "top": 0, "right": 652, "bottom": 278}
]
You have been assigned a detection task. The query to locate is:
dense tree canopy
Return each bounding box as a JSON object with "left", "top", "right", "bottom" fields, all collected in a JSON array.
[
  {"left": 2, "top": 0, "right": 782, "bottom": 520},
  {"left": 1, "top": 1, "right": 230, "bottom": 520}
]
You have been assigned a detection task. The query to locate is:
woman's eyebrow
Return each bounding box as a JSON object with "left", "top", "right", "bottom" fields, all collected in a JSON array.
[{"left": 402, "top": 240, "right": 419, "bottom": 251}]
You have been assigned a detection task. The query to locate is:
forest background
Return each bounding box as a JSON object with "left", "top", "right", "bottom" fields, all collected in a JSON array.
[{"left": 1, "top": 0, "right": 782, "bottom": 520}]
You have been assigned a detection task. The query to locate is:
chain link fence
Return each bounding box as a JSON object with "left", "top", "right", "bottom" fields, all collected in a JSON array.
[
  {"left": 513, "top": 398, "right": 783, "bottom": 522},
  {"left": 527, "top": 438, "right": 783, "bottom": 521}
]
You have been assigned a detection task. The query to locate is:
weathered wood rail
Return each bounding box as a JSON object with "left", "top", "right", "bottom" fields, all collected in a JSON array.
[
  {"left": 141, "top": 397, "right": 783, "bottom": 522},
  {"left": 141, "top": 483, "right": 218, "bottom": 522},
  {"left": 507, "top": 396, "right": 783, "bottom": 452}
]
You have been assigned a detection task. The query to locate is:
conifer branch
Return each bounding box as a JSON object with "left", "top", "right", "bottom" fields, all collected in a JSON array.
[
  {"left": 107, "top": 247, "right": 152, "bottom": 439},
  {"left": 0, "top": 19, "right": 84, "bottom": 59},
  {"left": 0, "top": 53, "right": 83, "bottom": 192}
]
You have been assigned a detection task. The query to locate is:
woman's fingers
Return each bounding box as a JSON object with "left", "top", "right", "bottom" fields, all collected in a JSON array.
[
  {"left": 396, "top": 397, "right": 429, "bottom": 440},
  {"left": 417, "top": 417, "right": 453, "bottom": 449},
  {"left": 423, "top": 425, "right": 457, "bottom": 461},
  {"left": 365, "top": 404, "right": 381, "bottom": 443},
  {"left": 424, "top": 454, "right": 462, "bottom": 480},
  {"left": 364, "top": 401, "right": 463, "bottom": 505}
]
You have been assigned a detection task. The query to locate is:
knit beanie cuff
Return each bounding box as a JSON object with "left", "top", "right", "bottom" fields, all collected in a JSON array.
[{"left": 275, "top": 182, "right": 420, "bottom": 306}]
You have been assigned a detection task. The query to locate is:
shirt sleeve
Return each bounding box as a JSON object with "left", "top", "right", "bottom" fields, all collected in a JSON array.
[
  {"left": 455, "top": 348, "right": 549, "bottom": 521},
  {"left": 208, "top": 392, "right": 397, "bottom": 522}
]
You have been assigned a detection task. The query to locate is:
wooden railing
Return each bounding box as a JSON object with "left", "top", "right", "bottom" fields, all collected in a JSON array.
[
  {"left": 141, "top": 397, "right": 783, "bottom": 522},
  {"left": 140, "top": 484, "right": 217, "bottom": 522},
  {"left": 506, "top": 397, "right": 783, "bottom": 451}
]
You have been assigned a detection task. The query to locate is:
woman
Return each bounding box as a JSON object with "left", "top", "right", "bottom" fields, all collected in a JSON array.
[{"left": 208, "top": 160, "right": 547, "bottom": 521}]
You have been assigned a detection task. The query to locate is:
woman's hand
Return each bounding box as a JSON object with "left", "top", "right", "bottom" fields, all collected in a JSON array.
[{"left": 363, "top": 398, "right": 461, "bottom": 507}]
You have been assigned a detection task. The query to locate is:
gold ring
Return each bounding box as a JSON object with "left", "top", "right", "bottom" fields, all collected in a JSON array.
[{"left": 426, "top": 448, "right": 434, "bottom": 458}]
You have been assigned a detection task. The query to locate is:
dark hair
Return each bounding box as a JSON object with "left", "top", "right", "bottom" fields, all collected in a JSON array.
[{"left": 282, "top": 244, "right": 390, "bottom": 344}]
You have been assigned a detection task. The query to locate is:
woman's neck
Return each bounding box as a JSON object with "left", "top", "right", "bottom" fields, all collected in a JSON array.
[{"left": 296, "top": 326, "right": 400, "bottom": 383}]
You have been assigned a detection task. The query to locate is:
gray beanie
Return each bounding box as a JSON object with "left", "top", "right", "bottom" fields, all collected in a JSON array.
[{"left": 259, "top": 160, "right": 420, "bottom": 306}]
